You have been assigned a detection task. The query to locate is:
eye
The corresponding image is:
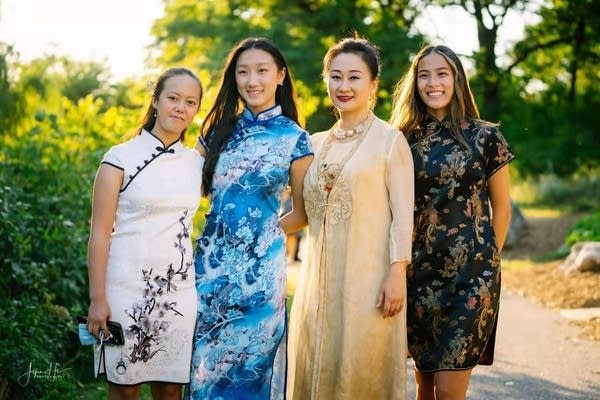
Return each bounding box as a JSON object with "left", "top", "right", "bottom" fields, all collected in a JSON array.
[
  {"left": 350, "top": 75, "right": 360, "bottom": 80},
  {"left": 258, "top": 67, "right": 269, "bottom": 73},
  {"left": 187, "top": 100, "right": 197, "bottom": 106},
  {"left": 168, "top": 95, "right": 177, "bottom": 101}
]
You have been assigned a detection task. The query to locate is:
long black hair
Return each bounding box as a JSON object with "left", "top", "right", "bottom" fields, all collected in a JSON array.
[{"left": 201, "top": 37, "right": 301, "bottom": 196}]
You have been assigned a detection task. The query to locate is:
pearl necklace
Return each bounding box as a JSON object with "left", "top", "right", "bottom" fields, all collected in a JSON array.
[{"left": 332, "top": 113, "right": 374, "bottom": 140}]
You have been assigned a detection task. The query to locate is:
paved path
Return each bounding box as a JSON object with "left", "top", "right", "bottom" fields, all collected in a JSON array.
[
  {"left": 288, "top": 264, "right": 600, "bottom": 399},
  {"left": 407, "top": 290, "right": 600, "bottom": 399}
]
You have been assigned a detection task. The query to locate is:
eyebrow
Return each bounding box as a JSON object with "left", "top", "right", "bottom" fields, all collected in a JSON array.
[
  {"left": 418, "top": 66, "right": 451, "bottom": 73},
  {"left": 330, "top": 69, "right": 364, "bottom": 74},
  {"left": 166, "top": 90, "right": 199, "bottom": 99},
  {"left": 237, "top": 62, "right": 272, "bottom": 68}
]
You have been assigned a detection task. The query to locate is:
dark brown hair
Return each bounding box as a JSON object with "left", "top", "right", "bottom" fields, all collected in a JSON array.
[
  {"left": 390, "top": 45, "right": 490, "bottom": 148},
  {"left": 134, "top": 67, "right": 203, "bottom": 142}
]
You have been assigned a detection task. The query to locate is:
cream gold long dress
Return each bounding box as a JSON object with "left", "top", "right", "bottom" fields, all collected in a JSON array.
[{"left": 287, "top": 116, "right": 414, "bottom": 400}]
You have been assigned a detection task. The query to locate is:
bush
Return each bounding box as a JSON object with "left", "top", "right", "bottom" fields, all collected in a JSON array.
[
  {"left": 565, "top": 212, "right": 600, "bottom": 246},
  {"left": 512, "top": 170, "right": 600, "bottom": 212}
]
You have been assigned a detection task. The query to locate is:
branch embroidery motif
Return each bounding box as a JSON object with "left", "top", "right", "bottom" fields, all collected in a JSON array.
[{"left": 124, "top": 210, "right": 192, "bottom": 364}]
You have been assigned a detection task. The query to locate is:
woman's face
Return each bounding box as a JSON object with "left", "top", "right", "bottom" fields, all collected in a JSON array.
[
  {"left": 152, "top": 74, "right": 201, "bottom": 138},
  {"left": 325, "top": 52, "right": 376, "bottom": 116},
  {"left": 416, "top": 52, "right": 455, "bottom": 121},
  {"left": 235, "top": 48, "right": 285, "bottom": 115}
]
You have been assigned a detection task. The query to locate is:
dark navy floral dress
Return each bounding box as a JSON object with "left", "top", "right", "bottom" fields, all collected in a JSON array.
[
  {"left": 407, "top": 114, "right": 515, "bottom": 371},
  {"left": 188, "top": 105, "right": 313, "bottom": 399}
]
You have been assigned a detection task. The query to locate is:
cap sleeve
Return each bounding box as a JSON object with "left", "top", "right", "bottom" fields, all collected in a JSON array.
[
  {"left": 292, "top": 130, "right": 313, "bottom": 161},
  {"left": 101, "top": 145, "right": 124, "bottom": 170},
  {"left": 484, "top": 126, "right": 515, "bottom": 178},
  {"left": 197, "top": 135, "right": 208, "bottom": 151}
]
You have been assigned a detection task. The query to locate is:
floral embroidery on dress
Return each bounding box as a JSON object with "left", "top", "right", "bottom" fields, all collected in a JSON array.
[
  {"left": 188, "top": 106, "right": 313, "bottom": 399},
  {"left": 407, "top": 114, "right": 515, "bottom": 371},
  {"left": 124, "top": 210, "right": 192, "bottom": 364}
]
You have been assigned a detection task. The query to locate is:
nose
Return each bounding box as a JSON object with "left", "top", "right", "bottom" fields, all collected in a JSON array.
[
  {"left": 427, "top": 75, "right": 440, "bottom": 87},
  {"left": 246, "top": 71, "right": 258, "bottom": 86},
  {"left": 338, "top": 77, "right": 351, "bottom": 91},
  {"left": 174, "top": 99, "right": 184, "bottom": 113}
]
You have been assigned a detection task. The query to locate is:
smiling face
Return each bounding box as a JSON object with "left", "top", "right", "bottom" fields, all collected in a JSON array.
[
  {"left": 326, "top": 52, "right": 376, "bottom": 117},
  {"left": 152, "top": 74, "right": 201, "bottom": 139},
  {"left": 235, "top": 48, "right": 285, "bottom": 116},
  {"left": 417, "top": 52, "right": 455, "bottom": 121}
]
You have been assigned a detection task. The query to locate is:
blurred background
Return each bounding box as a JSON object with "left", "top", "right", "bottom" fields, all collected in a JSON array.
[{"left": 0, "top": 0, "right": 598, "bottom": 398}]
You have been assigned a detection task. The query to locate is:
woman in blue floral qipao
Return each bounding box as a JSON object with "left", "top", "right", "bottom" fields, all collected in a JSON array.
[
  {"left": 390, "top": 45, "right": 515, "bottom": 400},
  {"left": 186, "top": 37, "right": 313, "bottom": 400}
]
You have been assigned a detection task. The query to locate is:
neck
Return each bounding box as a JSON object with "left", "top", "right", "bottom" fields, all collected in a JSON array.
[
  {"left": 150, "top": 128, "right": 181, "bottom": 147},
  {"left": 338, "top": 109, "right": 372, "bottom": 130}
]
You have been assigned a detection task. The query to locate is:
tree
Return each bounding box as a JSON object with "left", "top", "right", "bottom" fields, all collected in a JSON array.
[
  {"left": 149, "top": 0, "right": 423, "bottom": 131},
  {"left": 508, "top": 0, "right": 600, "bottom": 102},
  {"left": 419, "top": 0, "right": 535, "bottom": 120}
]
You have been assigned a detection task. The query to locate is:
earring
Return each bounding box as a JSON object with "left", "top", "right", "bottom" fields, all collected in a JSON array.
[{"left": 153, "top": 111, "right": 157, "bottom": 117}]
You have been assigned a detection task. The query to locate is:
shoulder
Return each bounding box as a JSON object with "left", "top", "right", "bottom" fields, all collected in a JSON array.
[
  {"left": 101, "top": 135, "right": 139, "bottom": 164},
  {"left": 372, "top": 117, "right": 401, "bottom": 137},
  {"left": 309, "top": 130, "right": 329, "bottom": 147},
  {"left": 180, "top": 144, "right": 205, "bottom": 165}
]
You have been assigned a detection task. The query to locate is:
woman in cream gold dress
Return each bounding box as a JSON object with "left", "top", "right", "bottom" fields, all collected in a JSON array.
[{"left": 287, "top": 35, "right": 414, "bottom": 400}]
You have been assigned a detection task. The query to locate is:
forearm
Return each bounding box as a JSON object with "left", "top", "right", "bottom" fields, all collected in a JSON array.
[
  {"left": 280, "top": 210, "right": 308, "bottom": 235},
  {"left": 87, "top": 234, "right": 110, "bottom": 302},
  {"left": 492, "top": 206, "right": 511, "bottom": 252}
]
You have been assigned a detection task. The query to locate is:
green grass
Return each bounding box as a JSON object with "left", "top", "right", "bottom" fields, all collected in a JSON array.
[{"left": 78, "top": 382, "right": 156, "bottom": 399}]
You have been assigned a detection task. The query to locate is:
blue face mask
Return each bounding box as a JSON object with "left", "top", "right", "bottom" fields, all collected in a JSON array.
[{"left": 78, "top": 323, "right": 97, "bottom": 346}]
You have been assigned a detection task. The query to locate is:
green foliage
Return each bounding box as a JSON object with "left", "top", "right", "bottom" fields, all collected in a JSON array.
[
  {"left": 151, "top": 0, "right": 423, "bottom": 131},
  {"left": 511, "top": 170, "right": 600, "bottom": 212},
  {"left": 0, "top": 52, "right": 142, "bottom": 398},
  {"left": 565, "top": 212, "right": 600, "bottom": 246},
  {"left": 0, "top": 43, "right": 24, "bottom": 132}
]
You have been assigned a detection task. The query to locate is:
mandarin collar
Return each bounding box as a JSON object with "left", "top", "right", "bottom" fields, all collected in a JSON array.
[
  {"left": 422, "top": 113, "right": 452, "bottom": 132},
  {"left": 142, "top": 129, "right": 184, "bottom": 151},
  {"left": 242, "top": 105, "right": 282, "bottom": 123}
]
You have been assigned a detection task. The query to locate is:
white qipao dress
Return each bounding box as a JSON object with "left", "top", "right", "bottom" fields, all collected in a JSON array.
[{"left": 94, "top": 129, "right": 203, "bottom": 384}]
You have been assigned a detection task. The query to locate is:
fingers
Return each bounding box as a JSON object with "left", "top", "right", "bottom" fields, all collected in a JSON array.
[
  {"left": 376, "top": 291, "right": 384, "bottom": 308},
  {"left": 379, "top": 295, "right": 405, "bottom": 318}
]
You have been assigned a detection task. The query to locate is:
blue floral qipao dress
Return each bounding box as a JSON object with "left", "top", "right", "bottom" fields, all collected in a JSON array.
[
  {"left": 188, "top": 105, "right": 313, "bottom": 399},
  {"left": 407, "top": 115, "right": 514, "bottom": 371}
]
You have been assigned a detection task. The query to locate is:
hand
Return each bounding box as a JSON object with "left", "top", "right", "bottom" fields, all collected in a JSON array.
[
  {"left": 376, "top": 261, "right": 407, "bottom": 318},
  {"left": 86, "top": 299, "right": 111, "bottom": 338}
]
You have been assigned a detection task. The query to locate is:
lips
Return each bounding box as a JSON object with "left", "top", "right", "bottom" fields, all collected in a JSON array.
[
  {"left": 246, "top": 89, "right": 262, "bottom": 97},
  {"left": 427, "top": 91, "right": 444, "bottom": 97},
  {"left": 337, "top": 96, "right": 353, "bottom": 102}
]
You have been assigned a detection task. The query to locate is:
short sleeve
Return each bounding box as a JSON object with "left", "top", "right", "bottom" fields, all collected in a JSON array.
[
  {"left": 292, "top": 130, "right": 313, "bottom": 161},
  {"left": 197, "top": 135, "right": 208, "bottom": 151},
  {"left": 101, "top": 145, "right": 124, "bottom": 170},
  {"left": 484, "top": 126, "right": 515, "bottom": 178}
]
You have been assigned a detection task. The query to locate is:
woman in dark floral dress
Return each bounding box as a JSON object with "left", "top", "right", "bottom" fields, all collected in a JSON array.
[{"left": 390, "top": 45, "right": 515, "bottom": 400}]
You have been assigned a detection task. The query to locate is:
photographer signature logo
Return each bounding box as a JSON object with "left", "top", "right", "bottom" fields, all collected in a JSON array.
[{"left": 17, "top": 362, "right": 71, "bottom": 387}]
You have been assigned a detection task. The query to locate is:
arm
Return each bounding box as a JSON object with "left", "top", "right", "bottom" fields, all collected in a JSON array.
[
  {"left": 195, "top": 138, "right": 207, "bottom": 158},
  {"left": 86, "top": 164, "right": 122, "bottom": 336},
  {"left": 377, "top": 134, "right": 414, "bottom": 318},
  {"left": 280, "top": 154, "right": 314, "bottom": 235},
  {"left": 488, "top": 164, "right": 512, "bottom": 252}
]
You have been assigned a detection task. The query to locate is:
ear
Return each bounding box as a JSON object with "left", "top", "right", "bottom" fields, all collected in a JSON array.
[
  {"left": 152, "top": 99, "right": 158, "bottom": 111},
  {"left": 370, "top": 78, "right": 379, "bottom": 97},
  {"left": 278, "top": 67, "right": 286, "bottom": 86}
]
